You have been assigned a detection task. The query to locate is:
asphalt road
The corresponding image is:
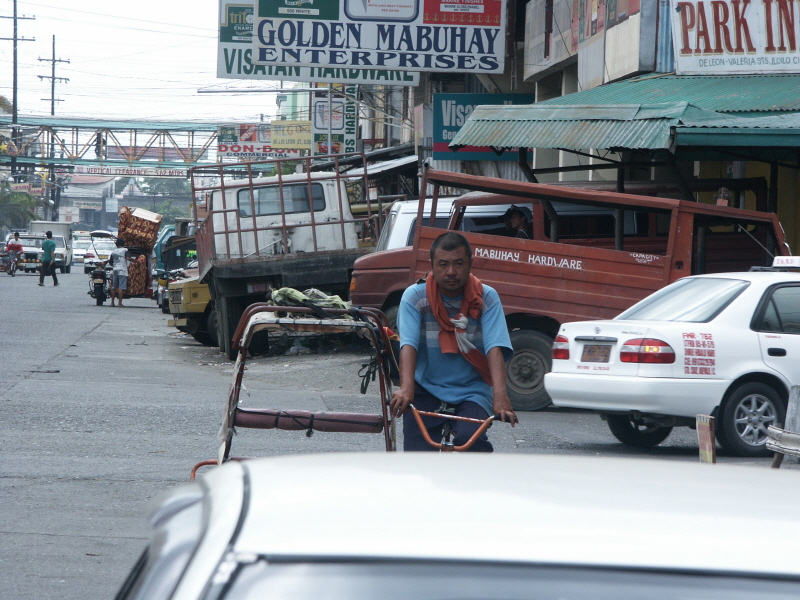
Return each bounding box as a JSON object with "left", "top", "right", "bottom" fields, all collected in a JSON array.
[{"left": 0, "top": 266, "right": 790, "bottom": 599}]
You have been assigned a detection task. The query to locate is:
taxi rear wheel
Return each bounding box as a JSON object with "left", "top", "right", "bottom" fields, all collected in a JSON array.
[
  {"left": 717, "top": 383, "right": 785, "bottom": 458},
  {"left": 606, "top": 415, "right": 673, "bottom": 448}
]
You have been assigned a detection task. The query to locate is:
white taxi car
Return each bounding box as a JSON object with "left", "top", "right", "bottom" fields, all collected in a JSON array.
[
  {"left": 115, "top": 453, "right": 800, "bottom": 600},
  {"left": 545, "top": 259, "right": 800, "bottom": 457}
]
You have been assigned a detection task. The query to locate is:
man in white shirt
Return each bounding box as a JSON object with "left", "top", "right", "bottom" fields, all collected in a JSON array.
[{"left": 108, "top": 237, "right": 134, "bottom": 307}]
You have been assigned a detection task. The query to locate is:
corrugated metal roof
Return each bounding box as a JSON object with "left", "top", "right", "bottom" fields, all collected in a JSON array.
[
  {"left": 449, "top": 100, "right": 800, "bottom": 152},
  {"left": 539, "top": 74, "right": 800, "bottom": 113}
]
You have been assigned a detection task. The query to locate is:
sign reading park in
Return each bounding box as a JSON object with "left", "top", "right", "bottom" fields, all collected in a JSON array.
[
  {"left": 671, "top": 0, "right": 800, "bottom": 74},
  {"left": 219, "top": 1, "right": 419, "bottom": 84},
  {"left": 253, "top": 0, "right": 507, "bottom": 73}
]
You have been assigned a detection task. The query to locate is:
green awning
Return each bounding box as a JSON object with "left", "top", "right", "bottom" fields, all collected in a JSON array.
[{"left": 450, "top": 101, "right": 800, "bottom": 152}]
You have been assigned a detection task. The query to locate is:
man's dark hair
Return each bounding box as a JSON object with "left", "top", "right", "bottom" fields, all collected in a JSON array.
[
  {"left": 429, "top": 231, "right": 471, "bottom": 262},
  {"left": 115, "top": 237, "right": 126, "bottom": 247},
  {"left": 509, "top": 207, "right": 527, "bottom": 221},
  {"left": 45, "top": 231, "right": 52, "bottom": 238}
]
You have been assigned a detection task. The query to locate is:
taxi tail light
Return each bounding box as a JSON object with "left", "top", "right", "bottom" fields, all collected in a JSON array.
[
  {"left": 85, "top": 252, "right": 95, "bottom": 258},
  {"left": 620, "top": 338, "right": 675, "bottom": 364},
  {"left": 552, "top": 335, "right": 570, "bottom": 360}
]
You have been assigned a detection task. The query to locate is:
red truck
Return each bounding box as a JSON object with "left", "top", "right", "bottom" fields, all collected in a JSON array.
[{"left": 350, "top": 168, "right": 788, "bottom": 410}]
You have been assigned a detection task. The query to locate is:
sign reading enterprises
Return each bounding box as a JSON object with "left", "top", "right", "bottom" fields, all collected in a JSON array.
[
  {"left": 253, "top": 0, "right": 507, "bottom": 73},
  {"left": 219, "top": 1, "right": 419, "bottom": 85},
  {"left": 671, "top": 0, "right": 800, "bottom": 74}
]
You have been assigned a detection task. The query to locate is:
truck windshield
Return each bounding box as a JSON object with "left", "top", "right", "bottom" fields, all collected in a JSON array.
[
  {"left": 616, "top": 277, "right": 750, "bottom": 323},
  {"left": 238, "top": 183, "right": 325, "bottom": 217}
]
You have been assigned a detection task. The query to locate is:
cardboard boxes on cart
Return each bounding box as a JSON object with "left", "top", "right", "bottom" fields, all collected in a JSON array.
[{"left": 118, "top": 207, "right": 162, "bottom": 296}]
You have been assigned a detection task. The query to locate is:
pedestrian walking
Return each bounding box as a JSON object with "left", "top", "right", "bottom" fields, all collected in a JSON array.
[{"left": 38, "top": 231, "right": 59, "bottom": 287}]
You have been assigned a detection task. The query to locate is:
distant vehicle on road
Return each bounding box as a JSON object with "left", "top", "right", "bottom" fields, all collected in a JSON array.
[
  {"left": 115, "top": 453, "right": 800, "bottom": 600},
  {"left": 72, "top": 238, "right": 93, "bottom": 264},
  {"left": 545, "top": 260, "right": 800, "bottom": 457}
]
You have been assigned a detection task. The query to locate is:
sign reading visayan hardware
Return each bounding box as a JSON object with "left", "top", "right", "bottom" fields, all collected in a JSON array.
[
  {"left": 671, "top": 0, "right": 800, "bottom": 74},
  {"left": 219, "top": 1, "right": 419, "bottom": 84},
  {"left": 253, "top": 0, "right": 507, "bottom": 73}
]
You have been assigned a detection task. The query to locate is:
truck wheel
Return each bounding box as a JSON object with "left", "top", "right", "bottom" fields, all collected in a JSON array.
[
  {"left": 207, "top": 308, "right": 219, "bottom": 348},
  {"left": 383, "top": 303, "right": 399, "bottom": 332},
  {"left": 606, "top": 415, "right": 673, "bottom": 448},
  {"left": 506, "top": 329, "right": 553, "bottom": 411},
  {"left": 217, "top": 297, "right": 243, "bottom": 361},
  {"left": 191, "top": 331, "right": 215, "bottom": 346},
  {"left": 716, "top": 382, "right": 784, "bottom": 457}
]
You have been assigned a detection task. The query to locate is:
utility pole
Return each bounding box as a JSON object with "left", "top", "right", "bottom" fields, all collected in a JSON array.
[
  {"left": 38, "top": 35, "right": 69, "bottom": 219},
  {"left": 39, "top": 35, "right": 69, "bottom": 115},
  {"left": 0, "top": 0, "right": 35, "bottom": 176}
]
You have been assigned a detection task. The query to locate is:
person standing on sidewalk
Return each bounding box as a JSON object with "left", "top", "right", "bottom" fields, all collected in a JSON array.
[{"left": 38, "top": 231, "right": 58, "bottom": 287}]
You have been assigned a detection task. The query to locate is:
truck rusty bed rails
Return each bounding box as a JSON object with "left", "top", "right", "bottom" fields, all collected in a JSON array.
[
  {"left": 191, "top": 153, "right": 381, "bottom": 280},
  {"left": 191, "top": 305, "right": 396, "bottom": 479}
]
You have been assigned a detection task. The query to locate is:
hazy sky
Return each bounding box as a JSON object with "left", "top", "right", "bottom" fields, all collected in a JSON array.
[{"left": 0, "top": 0, "right": 279, "bottom": 123}]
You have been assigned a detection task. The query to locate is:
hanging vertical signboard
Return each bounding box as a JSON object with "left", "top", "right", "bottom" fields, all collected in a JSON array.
[
  {"left": 311, "top": 83, "right": 358, "bottom": 156},
  {"left": 671, "top": 0, "right": 800, "bottom": 74},
  {"left": 252, "top": 0, "right": 507, "bottom": 73}
]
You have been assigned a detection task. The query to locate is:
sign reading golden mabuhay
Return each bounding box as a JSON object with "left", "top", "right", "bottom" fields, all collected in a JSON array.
[
  {"left": 253, "top": 0, "right": 507, "bottom": 73},
  {"left": 219, "top": 1, "right": 419, "bottom": 84},
  {"left": 671, "top": 0, "right": 800, "bottom": 74}
]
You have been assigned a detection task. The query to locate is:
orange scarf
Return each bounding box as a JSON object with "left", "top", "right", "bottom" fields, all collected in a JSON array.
[{"left": 426, "top": 272, "right": 493, "bottom": 385}]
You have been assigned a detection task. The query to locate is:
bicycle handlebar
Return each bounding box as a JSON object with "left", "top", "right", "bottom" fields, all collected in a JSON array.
[{"left": 408, "top": 404, "right": 515, "bottom": 452}]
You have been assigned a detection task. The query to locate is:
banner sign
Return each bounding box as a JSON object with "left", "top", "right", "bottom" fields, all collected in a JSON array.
[
  {"left": 312, "top": 83, "right": 358, "bottom": 156},
  {"left": 252, "top": 0, "right": 507, "bottom": 73},
  {"left": 217, "top": 123, "right": 303, "bottom": 160},
  {"left": 219, "top": 1, "right": 419, "bottom": 84},
  {"left": 671, "top": 0, "right": 800, "bottom": 74},
  {"left": 73, "top": 200, "right": 103, "bottom": 210},
  {"left": 72, "top": 165, "right": 188, "bottom": 178},
  {"left": 433, "top": 93, "right": 534, "bottom": 160},
  {"left": 270, "top": 120, "right": 313, "bottom": 148}
]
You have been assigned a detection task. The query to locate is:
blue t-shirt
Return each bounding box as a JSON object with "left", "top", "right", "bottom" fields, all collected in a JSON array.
[{"left": 398, "top": 282, "right": 513, "bottom": 416}]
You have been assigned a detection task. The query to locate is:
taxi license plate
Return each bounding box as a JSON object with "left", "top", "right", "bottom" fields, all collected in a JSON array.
[
  {"left": 581, "top": 345, "right": 611, "bottom": 363},
  {"left": 99, "top": 254, "right": 109, "bottom": 259}
]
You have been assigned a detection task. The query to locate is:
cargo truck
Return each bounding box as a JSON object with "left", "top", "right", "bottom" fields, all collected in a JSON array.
[
  {"left": 350, "top": 168, "right": 788, "bottom": 411},
  {"left": 192, "top": 154, "right": 381, "bottom": 359}
]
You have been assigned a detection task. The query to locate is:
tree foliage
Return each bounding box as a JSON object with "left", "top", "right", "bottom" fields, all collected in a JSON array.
[
  {"left": 0, "top": 184, "right": 37, "bottom": 230},
  {"left": 139, "top": 177, "right": 190, "bottom": 196},
  {"left": 153, "top": 198, "right": 187, "bottom": 226}
]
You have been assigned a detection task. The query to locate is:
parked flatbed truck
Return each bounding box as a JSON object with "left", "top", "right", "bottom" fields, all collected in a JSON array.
[{"left": 192, "top": 154, "right": 380, "bottom": 359}]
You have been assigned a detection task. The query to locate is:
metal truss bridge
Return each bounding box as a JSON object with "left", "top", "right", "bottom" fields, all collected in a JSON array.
[{"left": 0, "top": 116, "right": 221, "bottom": 176}]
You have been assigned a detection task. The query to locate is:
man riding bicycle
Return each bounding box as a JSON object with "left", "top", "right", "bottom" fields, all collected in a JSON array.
[
  {"left": 5, "top": 232, "right": 23, "bottom": 274},
  {"left": 389, "top": 231, "right": 517, "bottom": 452}
]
